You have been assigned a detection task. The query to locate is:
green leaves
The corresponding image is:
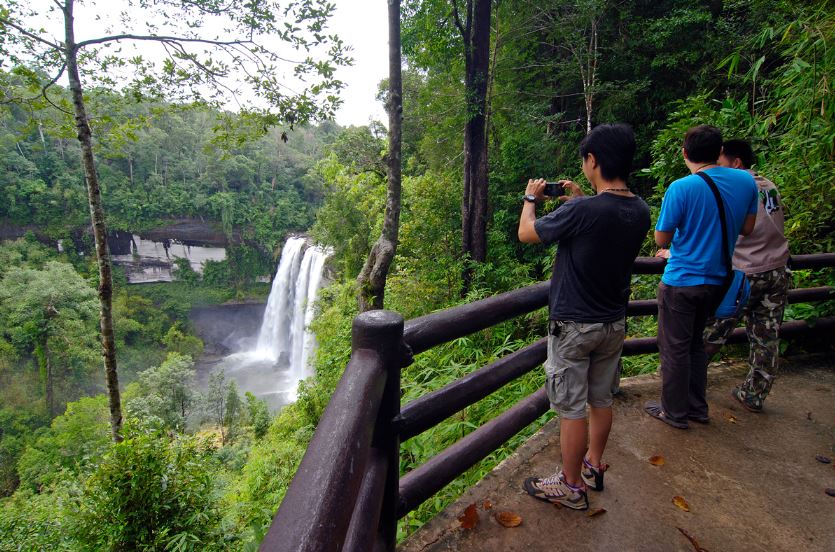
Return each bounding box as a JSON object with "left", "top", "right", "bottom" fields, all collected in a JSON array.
[{"left": 72, "top": 427, "right": 224, "bottom": 551}]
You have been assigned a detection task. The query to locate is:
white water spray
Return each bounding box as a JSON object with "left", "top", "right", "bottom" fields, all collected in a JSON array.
[
  {"left": 215, "top": 237, "right": 330, "bottom": 408},
  {"left": 255, "top": 237, "right": 305, "bottom": 358},
  {"left": 255, "top": 237, "right": 331, "bottom": 383}
]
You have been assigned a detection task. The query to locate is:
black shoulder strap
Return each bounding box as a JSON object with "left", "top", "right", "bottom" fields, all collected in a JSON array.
[{"left": 695, "top": 171, "right": 733, "bottom": 283}]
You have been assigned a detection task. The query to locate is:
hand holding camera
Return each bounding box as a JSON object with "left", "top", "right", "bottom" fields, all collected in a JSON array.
[
  {"left": 525, "top": 178, "right": 584, "bottom": 203},
  {"left": 546, "top": 180, "right": 584, "bottom": 201},
  {"left": 544, "top": 182, "right": 564, "bottom": 197}
]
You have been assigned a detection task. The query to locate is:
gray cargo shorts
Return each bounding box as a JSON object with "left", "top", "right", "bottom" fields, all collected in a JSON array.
[{"left": 545, "top": 319, "right": 626, "bottom": 420}]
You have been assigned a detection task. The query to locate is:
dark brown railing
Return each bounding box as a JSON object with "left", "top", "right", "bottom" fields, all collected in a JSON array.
[{"left": 260, "top": 254, "right": 835, "bottom": 551}]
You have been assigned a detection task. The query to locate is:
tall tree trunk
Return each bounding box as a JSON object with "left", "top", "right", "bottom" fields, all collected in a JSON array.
[
  {"left": 583, "top": 18, "right": 598, "bottom": 134},
  {"left": 357, "top": 0, "right": 403, "bottom": 311},
  {"left": 460, "top": 0, "right": 491, "bottom": 292},
  {"left": 64, "top": 0, "right": 123, "bottom": 442}
]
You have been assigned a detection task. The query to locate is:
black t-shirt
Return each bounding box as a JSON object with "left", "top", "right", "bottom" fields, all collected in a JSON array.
[{"left": 534, "top": 193, "right": 651, "bottom": 322}]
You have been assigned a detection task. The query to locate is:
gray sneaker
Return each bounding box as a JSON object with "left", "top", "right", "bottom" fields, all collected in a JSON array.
[{"left": 523, "top": 470, "right": 589, "bottom": 510}]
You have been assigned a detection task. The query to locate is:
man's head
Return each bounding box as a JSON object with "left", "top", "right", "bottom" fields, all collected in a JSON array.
[
  {"left": 682, "top": 125, "right": 723, "bottom": 164},
  {"left": 719, "top": 139, "right": 754, "bottom": 169},
  {"left": 579, "top": 123, "right": 636, "bottom": 186}
]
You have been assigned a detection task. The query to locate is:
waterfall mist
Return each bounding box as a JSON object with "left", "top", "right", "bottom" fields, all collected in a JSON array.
[{"left": 212, "top": 237, "right": 331, "bottom": 409}]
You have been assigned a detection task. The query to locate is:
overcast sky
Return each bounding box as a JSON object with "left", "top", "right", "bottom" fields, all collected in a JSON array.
[
  {"left": 26, "top": 0, "right": 389, "bottom": 129},
  {"left": 328, "top": 0, "right": 390, "bottom": 127}
]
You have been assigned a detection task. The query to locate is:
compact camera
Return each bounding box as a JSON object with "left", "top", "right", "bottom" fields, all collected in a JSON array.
[{"left": 544, "top": 182, "right": 564, "bottom": 197}]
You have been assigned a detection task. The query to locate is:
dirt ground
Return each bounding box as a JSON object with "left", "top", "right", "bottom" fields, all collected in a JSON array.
[{"left": 399, "top": 355, "right": 835, "bottom": 552}]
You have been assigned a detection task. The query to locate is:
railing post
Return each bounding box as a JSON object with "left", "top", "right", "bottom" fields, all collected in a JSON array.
[
  {"left": 352, "top": 310, "right": 405, "bottom": 551},
  {"left": 260, "top": 310, "right": 403, "bottom": 552}
]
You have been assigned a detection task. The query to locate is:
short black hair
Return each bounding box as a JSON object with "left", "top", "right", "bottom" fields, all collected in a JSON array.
[
  {"left": 683, "top": 125, "right": 723, "bottom": 163},
  {"left": 721, "top": 139, "right": 754, "bottom": 169},
  {"left": 579, "top": 123, "right": 636, "bottom": 183}
]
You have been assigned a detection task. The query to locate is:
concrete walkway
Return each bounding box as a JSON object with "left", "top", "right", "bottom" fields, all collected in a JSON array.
[{"left": 400, "top": 355, "right": 835, "bottom": 552}]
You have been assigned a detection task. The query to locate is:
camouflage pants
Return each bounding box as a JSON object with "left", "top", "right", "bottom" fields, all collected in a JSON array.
[{"left": 704, "top": 266, "right": 790, "bottom": 404}]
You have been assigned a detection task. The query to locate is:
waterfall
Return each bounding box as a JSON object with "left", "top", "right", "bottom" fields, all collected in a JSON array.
[
  {"left": 255, "top": 237, "right": 306, "bottom": 358},
  {"left": 256, "top": 237, "right": 331, "bottom": 382},
  {"left": 294, "top": 248, "right": 329, "bottom": 381},
  {"left": 213, "top": 237, "right": 330, "bottom": 409}
]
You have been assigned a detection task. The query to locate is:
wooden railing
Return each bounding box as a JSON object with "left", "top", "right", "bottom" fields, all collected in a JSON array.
[{"left": 260, "top": 254, "right": 835, "bottom": 551}]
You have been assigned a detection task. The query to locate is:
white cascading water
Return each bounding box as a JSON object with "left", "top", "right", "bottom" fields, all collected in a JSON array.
[
  {"left": 216, "top": 237, "right": 330, "bottom": 407},
  {"left": 293, "top": 247, "right": 329, "bottom": 380},
  {"left": 256, "top": 237, "right": 331, "bottom": 382},
  {"left": 255, "top": 237, "right": 306, "bottom": 359}
]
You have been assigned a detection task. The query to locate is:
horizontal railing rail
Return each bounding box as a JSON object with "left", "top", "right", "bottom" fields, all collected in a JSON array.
[
  {"left": 404, "top": 255, "right": 832, "bottom": 354},
  {"left": 398, "top": 337, "right": 548, "bottom": 441},
  {"left": 263, "top": 252, "right": 834, "bottom": 551},
  {"left": 396, "top": 315, "right": 835, "bottom": 519},
  {"left": 398, "top": 285, "right": 832, "bottom": 442},
  {"left": 398, "top": 388, "right": 550, "bottom": 518}
]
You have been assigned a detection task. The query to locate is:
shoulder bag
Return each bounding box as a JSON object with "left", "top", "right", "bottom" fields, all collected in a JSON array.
[{"left": 695, "top": 171, "right": 751, "bottom": 319}]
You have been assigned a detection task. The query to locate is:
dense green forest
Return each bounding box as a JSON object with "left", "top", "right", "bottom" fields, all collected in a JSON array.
[
  {"left": 0, "top": 89, "right": 341, "bottom": 251},
  {"left": 1, "top": 0, "right": 833, "bottom": 549}
]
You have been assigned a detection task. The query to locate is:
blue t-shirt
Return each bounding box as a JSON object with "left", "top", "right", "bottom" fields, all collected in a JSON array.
[{"left": 656, "top": 167, "right": 758, "bottom": 286}]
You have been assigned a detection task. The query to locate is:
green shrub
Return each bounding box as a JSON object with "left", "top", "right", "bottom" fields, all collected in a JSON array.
[{"left": 72, "top": 426, "right": 227, "bottom": 551}]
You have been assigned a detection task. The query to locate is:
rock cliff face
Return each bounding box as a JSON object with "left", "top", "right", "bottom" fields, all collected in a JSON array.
[
  {"left": 140, "top": 220, "right": 235, "bottom": 247},
  {"left": 0, "top": 221, "right": 30, "bottom": 241},
  {"left": 1, "top": 219, "right": 235, "bottom": 283},
  {"left": 111, "top": 234, "right": 227, "bottom": 283},
  {"left": 112, "top": 220, "right": 235, "bottom": 283}
]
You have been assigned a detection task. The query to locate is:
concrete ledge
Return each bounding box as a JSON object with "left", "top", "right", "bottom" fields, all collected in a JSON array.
[{"left": 399, "top": 355, "right": 835, "bottom": 552}]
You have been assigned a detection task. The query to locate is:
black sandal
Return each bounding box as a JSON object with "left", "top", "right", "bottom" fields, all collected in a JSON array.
[{"left": 644, "top": 400, "right": 688, "bottom": 429}]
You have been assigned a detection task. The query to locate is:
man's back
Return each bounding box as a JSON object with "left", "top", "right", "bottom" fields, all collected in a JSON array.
[
  {"left": 657, "top": 166, "right": 758, "bottom": 286},
  {"left": 535, "top": 193, "right": 651, "bottom": 322},
  {"left": 732, "top": 171, "right": 789, "bottom": 273}
]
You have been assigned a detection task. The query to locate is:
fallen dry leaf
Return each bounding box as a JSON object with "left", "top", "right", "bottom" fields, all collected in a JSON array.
[
  {"left": 672, "top": 495, "right": 690, "bottom": 512},
  {"left": 677, "top": 527, "right": 708, "bottom": 552},
  {"left": 458, "top": 503, "right": 479, "bottom": 529},
  {"left": 482, "top": 499, "right": 493, "bottom": 510},
  {"left": 495, "top": 511, "right": 522, "bottom": 527},
  {"left": 586, "top": 508, "right": 607, "bottom": 518},
  {"left": 725, "top": 413, "right": 737, "bottom": 423},
  {"left": 815, "top": 454, "right": 832, "bottom": 464},
  {"left": 649, "top": 455, "right": 666, "bottom": 466}
]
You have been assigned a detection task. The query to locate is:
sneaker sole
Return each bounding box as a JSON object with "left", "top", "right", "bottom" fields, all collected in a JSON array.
[{"left": 523, "top": 477, "right": 589, "bottom": 510}]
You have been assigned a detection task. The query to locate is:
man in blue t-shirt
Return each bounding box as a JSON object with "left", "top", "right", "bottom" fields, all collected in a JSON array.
[
  {"left": 518, "top": 124, "right": 650, "bottom": 510},
  {"left": 644, "top": 125, "right": 758, "bottom": 429}
]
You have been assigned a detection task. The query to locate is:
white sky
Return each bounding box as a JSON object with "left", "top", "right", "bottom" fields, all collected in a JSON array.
[
  {"left": 328, "top": 0, "right": 390, "bottom": 127},
  {"left": 24, "top": 0, "right": 390, "bottom": 129}
]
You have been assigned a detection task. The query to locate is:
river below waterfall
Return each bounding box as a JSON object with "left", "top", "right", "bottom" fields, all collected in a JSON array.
[{"left": 200, "top": 237, "right": 331, "bottom": 410}]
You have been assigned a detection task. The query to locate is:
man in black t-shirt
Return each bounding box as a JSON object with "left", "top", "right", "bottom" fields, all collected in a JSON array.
[{"left": 518, "top": 124, "right": 650, "bottom": 510}]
